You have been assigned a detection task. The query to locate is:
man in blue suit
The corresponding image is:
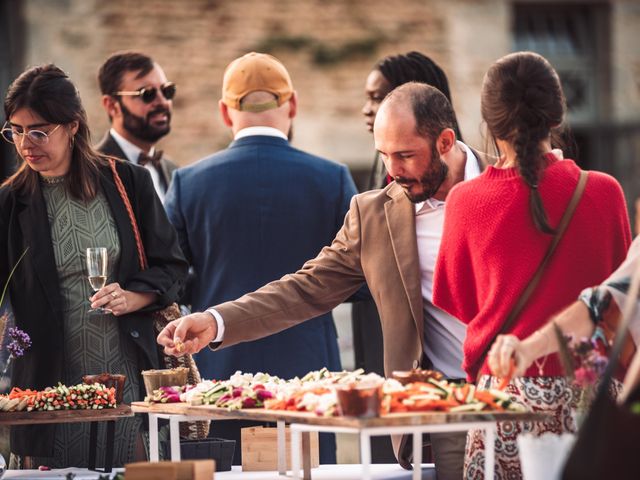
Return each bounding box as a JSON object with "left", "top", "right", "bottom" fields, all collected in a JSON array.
[{"left": 164, "top": 52, "right": 357, "bottom": 463}]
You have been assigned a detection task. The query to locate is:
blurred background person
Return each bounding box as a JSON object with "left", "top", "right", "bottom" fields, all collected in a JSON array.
[
  {"left": 0, "top": 64, "right": 187, "bottom": 469},
  {"left": 164, "top": 52, "right": 357, "bottom": 464},
  {"left": 355, "top": 51, "right": 467, "bottom": 463},
  {"left": 433, "top": 51, "right": 631, "bottom": 479},
  {"left": 96, "top": 51, "right": 177, "bottom": 202},
  {"left": 362, "top": 51, "right": 463, "bottom": 190},
  {"left": 160, "top": 82, "right": 490, "bottom": 480}
]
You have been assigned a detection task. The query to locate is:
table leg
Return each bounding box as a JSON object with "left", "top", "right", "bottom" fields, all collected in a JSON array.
[
  {"left": 360, "top": 431, "right": 371, "bottom": 480},
  {"left": 169, "top": 416, "right": 182, "bottom": 461},
  {"left": 412, "top": 431, "right": 422, "bottom": 480},
  {"left": 149, "top": 414, "right": 159, "bottom": 462},
  {"left": 301, "top": 431, "right": 312, "bottom": 480},
  {"left": 484, "top": 424, "right": 496, "bottom": 480},
  {"left": 104, "top": 420, "right": 115, "bottom": 473},
  {"left": 277, "top": 420, "right": 286, "bottom": 475},
  {"left": 88, "top": 422, "right": 98, "bottom": 470},
  {"left": 291, "top": 428, "right": 302, "bottom": 480}
]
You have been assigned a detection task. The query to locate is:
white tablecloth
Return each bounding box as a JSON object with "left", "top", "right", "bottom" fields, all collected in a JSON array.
[{"left": 3, "top": 464, "right": 437, "bottom": 479}]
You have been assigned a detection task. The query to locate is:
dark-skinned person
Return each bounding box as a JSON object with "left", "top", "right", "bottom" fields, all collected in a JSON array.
[
  {"left": 356, "top": 50, "right": 468, "bottom": 464},
  {"left": 0, "top": 64, "right": 187, "bottom": 469},
  {"left": 433, "top": 51, "right": 631, "bottom": 479},
  {"left": 362, "top": 51, "right": 464, "bottom": 189},
  {"left": 159, "top": 82, "right": 493, "bottom": 480}
]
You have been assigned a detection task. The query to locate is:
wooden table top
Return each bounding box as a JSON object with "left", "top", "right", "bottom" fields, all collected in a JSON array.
[
  {"left": 0, "top": 404, "right": 133, "bottom": 426},
  {"left": 131, "top": 401, "right": 547, "bottom": 428}
]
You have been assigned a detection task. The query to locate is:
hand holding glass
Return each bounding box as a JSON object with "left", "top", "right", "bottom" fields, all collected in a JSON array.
[{"left": 86, "top": 247, "right": 111, "bottom": 314}]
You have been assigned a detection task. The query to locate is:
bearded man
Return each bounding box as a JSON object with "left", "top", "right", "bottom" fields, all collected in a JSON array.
[
  {"left": 96, "top": 51, "right": 177, "bottom": 201},
  {"left": 159, "top": 82, "right": 493, "bottom": 480}
]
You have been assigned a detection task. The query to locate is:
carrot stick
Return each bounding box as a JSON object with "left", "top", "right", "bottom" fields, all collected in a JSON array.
[{"left": 497, "top": 358, "right": 516, "bottom": 391}]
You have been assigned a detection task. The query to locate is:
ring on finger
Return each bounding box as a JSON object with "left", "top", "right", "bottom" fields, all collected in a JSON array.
[{"left": 110, "top": 291, "right": 118, "bottom": 299}]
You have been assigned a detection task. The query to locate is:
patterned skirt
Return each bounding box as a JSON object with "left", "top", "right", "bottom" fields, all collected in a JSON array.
[{"left": 464, "top": 375, "right": 621, "bottom": 480}]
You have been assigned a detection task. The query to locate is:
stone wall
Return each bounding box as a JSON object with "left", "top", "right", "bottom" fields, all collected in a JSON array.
[
  {"left": 14, "top": 0, "right": 496, "bottom": 170},
  {"left": 10, "top": 0, "right": 640, "bottom": 199}
]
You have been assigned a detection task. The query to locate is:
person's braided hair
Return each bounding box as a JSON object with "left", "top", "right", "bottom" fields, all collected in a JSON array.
[
  {"left": 481, "top": 52, "right": 565, "bottom": 234},
  {"left": 376, "top": 51, "right": 463, "bottom": 141}
]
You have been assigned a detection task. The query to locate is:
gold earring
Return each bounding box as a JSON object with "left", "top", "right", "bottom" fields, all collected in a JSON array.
[{"left": 69, "top": 136, "right": 75, "bottom": 150}]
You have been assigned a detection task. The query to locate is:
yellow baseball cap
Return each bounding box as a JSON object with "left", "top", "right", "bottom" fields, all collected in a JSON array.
[{"left": 221, "top": 52, "right": 293, "bottom": 112}]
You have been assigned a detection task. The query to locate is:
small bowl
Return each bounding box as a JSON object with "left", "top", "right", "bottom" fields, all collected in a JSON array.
[
  {"left": 82, "top": 373, "right": 126, "bottom": 404},
  {"left": 335, "top": 382, "right": 383, "bottom": 418},
  {"left": 141, "top": 368, "right": 188, "bottom": 396}
]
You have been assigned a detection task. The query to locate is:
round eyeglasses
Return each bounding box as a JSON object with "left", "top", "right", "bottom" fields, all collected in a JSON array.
[
  {"left": 1, "top": 123, "right": 62, "bottom": 146},
  {"left": 112, "top": 82, "right": 176, "bottom": 104}
]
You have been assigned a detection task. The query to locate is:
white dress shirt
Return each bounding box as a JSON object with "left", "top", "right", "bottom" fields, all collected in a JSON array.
[
  {"left": 109, "top": 128, "right": 166, "bottom": 202},
  {"left": 233, "top": 126, "right": 288, "bottom": 141},
  {"left": 413, "top": 141, "right": 480, "bottom": 378}
]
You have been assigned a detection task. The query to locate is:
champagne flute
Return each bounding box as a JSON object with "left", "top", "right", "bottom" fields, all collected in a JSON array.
[{"left": 86, "top": 247, "right": 110, "bottom": 314}]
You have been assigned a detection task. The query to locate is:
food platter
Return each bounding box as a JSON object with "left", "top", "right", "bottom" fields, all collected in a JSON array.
[
  {"left": 0, "top": 404, "right": 133, "bottom": 425},
  {"left": 131, "top": 401, "right": 544, "bottom": 428}
]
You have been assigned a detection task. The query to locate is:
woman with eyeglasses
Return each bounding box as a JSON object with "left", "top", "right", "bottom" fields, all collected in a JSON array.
[{"left": 0, "top": 64, "right": 188, "bottom": 468}]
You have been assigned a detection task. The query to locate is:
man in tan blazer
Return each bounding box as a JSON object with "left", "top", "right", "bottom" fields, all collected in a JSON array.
[{"left": 158, "top": 82, "right": 490, "bottom": 479}]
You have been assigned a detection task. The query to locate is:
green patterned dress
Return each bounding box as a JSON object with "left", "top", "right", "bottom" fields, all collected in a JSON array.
[{"left": 32, "top": 176, "right": 144, "bottom": 467}]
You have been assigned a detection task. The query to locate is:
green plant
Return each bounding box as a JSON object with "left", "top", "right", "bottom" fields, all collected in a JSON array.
[{"left": 252, "top": 32, "right": 386, "bottom": 67}]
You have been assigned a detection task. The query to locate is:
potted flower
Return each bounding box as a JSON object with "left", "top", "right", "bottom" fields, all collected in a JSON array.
[
  {"left": 0, "top": 248, "right": 31, "bottom": 383},
  {"left": 0, "top": 248, "right": 29, "bottom": 477}
]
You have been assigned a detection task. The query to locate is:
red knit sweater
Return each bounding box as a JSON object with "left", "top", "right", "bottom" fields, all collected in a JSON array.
[{"left": 433, "top": 157, "right": 631, "bottom": 380}]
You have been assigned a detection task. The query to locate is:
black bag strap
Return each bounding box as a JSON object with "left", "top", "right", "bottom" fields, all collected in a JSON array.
[{"left": 474, "top": 170, "right": 589, "bottom": 380}]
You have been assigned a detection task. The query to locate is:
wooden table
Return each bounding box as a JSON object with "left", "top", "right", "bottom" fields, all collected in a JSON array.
[
  {"left": 132, "top": 402, "right": 547, "bottom": 480},
  {"left": 0, "top": 405, "right": 133, "bottom": 472}
]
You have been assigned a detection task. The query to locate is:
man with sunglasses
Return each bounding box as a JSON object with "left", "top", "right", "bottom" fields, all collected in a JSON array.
[{"left": 96, "top": 51, "right": 177, "bottom": 201}]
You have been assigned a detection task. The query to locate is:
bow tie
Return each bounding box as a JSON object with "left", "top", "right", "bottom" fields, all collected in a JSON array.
[{"left": 138, "top": 150, "right": 163, "bottom": 168}]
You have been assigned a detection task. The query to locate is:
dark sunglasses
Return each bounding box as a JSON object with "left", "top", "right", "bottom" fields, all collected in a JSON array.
[{"left": 112, "top": 82, "right": 176, "bottom": 104}]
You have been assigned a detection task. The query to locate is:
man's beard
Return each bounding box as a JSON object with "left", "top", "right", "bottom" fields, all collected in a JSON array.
[
  {"left": 120, "top": 102, "right": 171, "bottom": 143},
  {"left": 397, "top": 144, "right": 449, "bottom": 203}
]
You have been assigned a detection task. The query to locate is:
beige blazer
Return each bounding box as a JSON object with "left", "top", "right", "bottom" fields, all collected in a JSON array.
[
  {"left": 217, "top": 181, "right": 424, "bottom": 374},
  {"left": 217, "top": 149, "right": 490, "bottom": 375},
  {"left": 216, "top": 151, "right": 490, "bottom": 463}
]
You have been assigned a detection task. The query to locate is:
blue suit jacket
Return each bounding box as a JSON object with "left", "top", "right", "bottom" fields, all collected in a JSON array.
[{"left": 165, "top": 135, "right": 357, "bottom": 381}]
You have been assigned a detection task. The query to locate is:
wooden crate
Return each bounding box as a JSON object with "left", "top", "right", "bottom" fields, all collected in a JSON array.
[
  {"left": 241, "top": 426, "right": 319, "bottom": 471},
  {"left": 125, "top": 460, "right": 215, "bottom": 480}
]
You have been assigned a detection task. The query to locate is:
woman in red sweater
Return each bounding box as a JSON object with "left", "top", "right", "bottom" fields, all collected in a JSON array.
[{"left": 433, "top": 51, "right": 631, "bottom": 478}]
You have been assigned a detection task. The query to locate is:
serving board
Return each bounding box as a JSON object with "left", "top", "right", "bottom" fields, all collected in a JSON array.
[
  {"left": 0, "top": 404, "right": 133, "bottom": 425},
  {"left": 131, "top": 401, "right": 546, "bottom": 427}
]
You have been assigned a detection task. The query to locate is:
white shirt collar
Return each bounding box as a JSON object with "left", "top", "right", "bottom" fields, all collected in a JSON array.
[
  {"left": 414, "top": 141, "right": 480, "bottom": 215},
  {"left": 234, "top": 126, "right": 288, "bottom": 141},
  {"left": 109, "top": 128, "right": 157, "bottom": 164}
]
